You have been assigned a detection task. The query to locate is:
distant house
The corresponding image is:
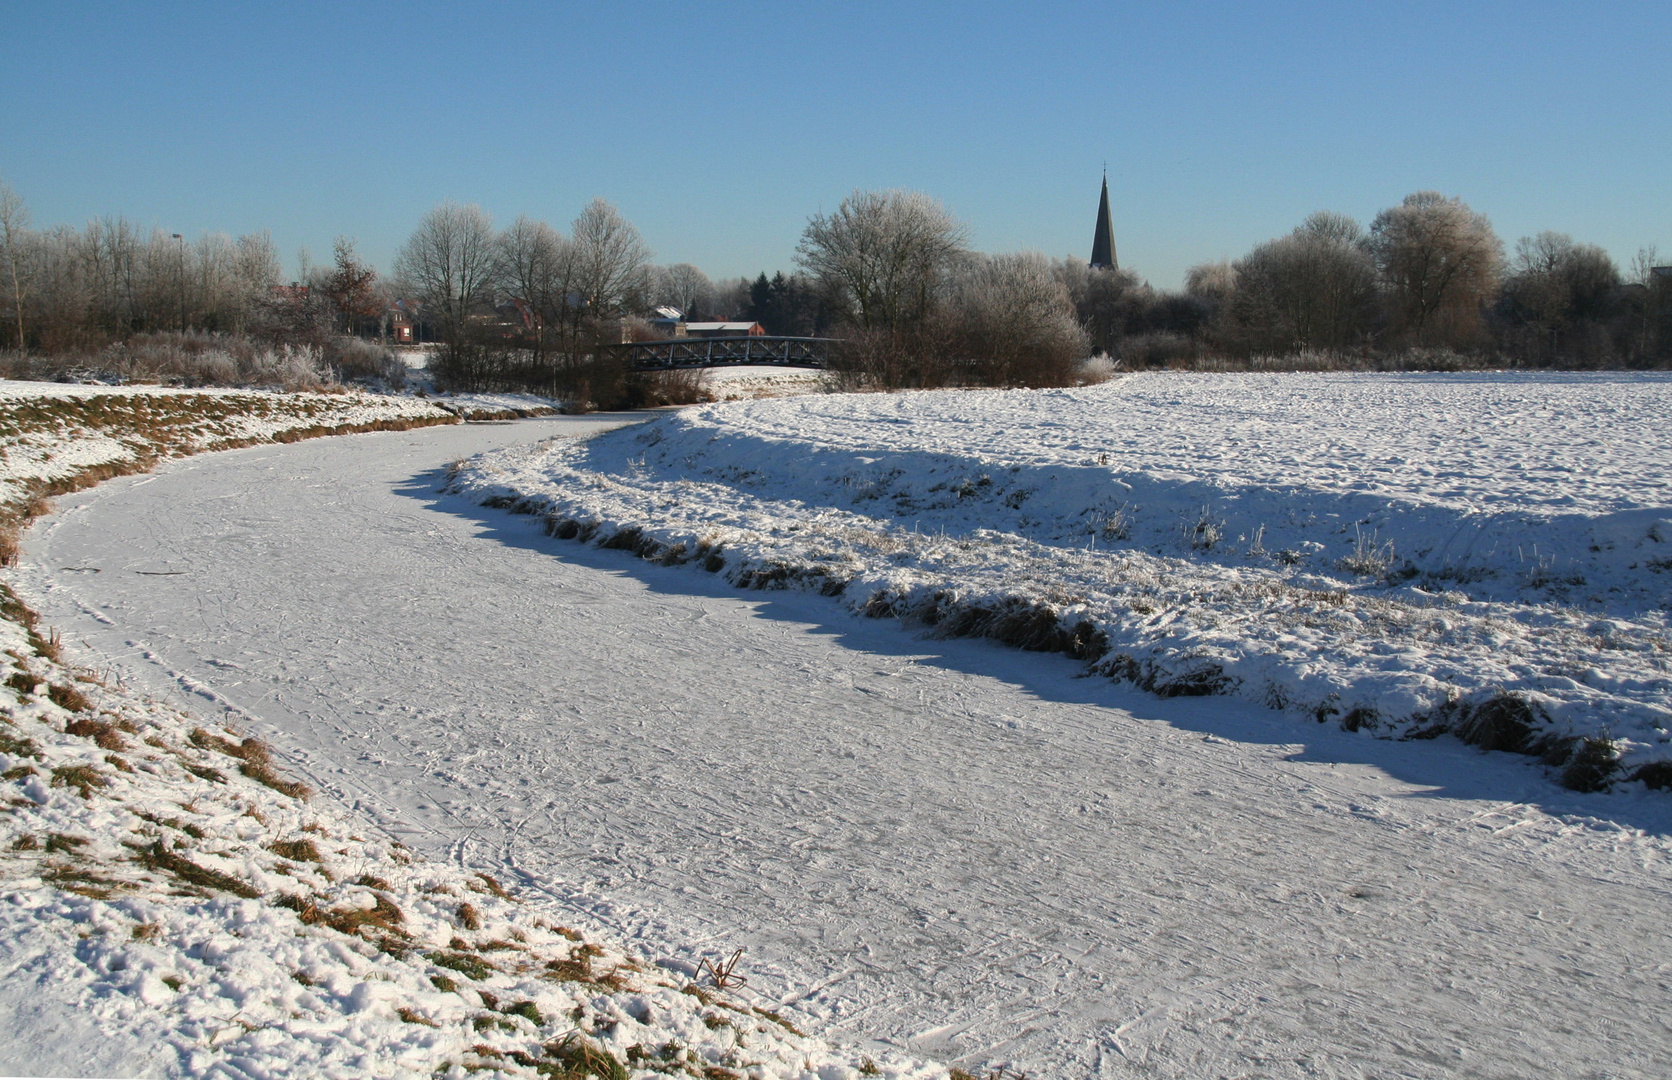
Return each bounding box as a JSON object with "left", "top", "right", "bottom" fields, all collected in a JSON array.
[
  {"left": 387, "top": 299, "right": 420, "bottom": 344},
  {"left": 647, "top": 306, "right": 686, "bottom": 336},
  {"left": 683, "top": 321, "right": 765, "bottom": 338}
]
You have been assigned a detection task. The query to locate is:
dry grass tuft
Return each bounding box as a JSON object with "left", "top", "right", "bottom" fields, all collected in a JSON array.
[
  {"left": 752, "top": 1007, "right": 805, "bottom": 1036},
  {"left": 65, "top": 716, "right": 123, "bottom": 749},
  {"left": 50, "top": 764, "right": 109, "bottom": 798},
  {"left": 46, "top": 683, "right": 90, "bottom": 713},
  {"left": 396, "top": 1006, "right": 439, "bottom": 1027},
  {"left": 473, "top": 873, "right": 512, "bottom": 900},
  {"left": 268, "top": 838, "right": 323, "bottom": 863},
  {"left": 541, "top": 1033, "right": 629, "bottom": 1080},
  {"left": 127, "top": 839, "right": 261, "bottom": 898},
  {"left": 426, "top": 949, "right": 495, "bottom": 981},
  {"left": 187, "top": 728, "right": 309, "bottom": 798}
]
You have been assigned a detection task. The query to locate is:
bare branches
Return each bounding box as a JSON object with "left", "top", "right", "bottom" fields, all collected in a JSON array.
[
  {"left": 392, "top": 202, "right": 498, "bottom": 344},
  {"left": 796, "top": 189, "right": 968, "bottom": 333},
  {"left": 570, "top": 198, "right": 652, "bottom": 318},
  {"left": 0, "top": 178, "right": 35, "bottom": 350}
]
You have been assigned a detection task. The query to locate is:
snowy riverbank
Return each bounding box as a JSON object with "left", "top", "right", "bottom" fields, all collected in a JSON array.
[
  {"left": 451, "top": 371, "right": 1672, "bottom": 787},
  {"left": 0, "top": 385, "right": 937, "bottom": 1079}
]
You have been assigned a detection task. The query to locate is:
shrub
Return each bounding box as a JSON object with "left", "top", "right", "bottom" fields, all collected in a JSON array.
[{"left": 1559, "top": 737, "right": 1619, "bottom": 792}]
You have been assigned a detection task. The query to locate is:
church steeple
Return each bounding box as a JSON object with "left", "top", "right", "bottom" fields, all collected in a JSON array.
[{"left": 1089, "top": 170, "right": 1117, "bottom": 271}]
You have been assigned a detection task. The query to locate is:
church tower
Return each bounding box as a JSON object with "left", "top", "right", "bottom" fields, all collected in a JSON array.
[{"left": 1089, "top": 172, "right": 1118, "bottom": 271}]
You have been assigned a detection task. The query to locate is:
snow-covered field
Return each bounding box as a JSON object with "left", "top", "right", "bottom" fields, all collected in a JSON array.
[{"left": 451, "top": 371, "right": 1672, "bottom": 784}]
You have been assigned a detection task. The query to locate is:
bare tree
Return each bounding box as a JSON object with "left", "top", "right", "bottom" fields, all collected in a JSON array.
[
  {"left": 0, "top": 179, "right": 35, "bottom": 349},
  {"left": 1369, "top": 192, "right": 1501, "bottom": 347},
  {"left": 230, "top": 231, "right": 282, "bottom": 334},
  {"left": 497, "top": 214, "right": 580, "bottom": 363},
  {"left": 392, "top": 202, "right": 499, "bottom": 345},
  {"left": 796, "top": 189, "right": 968, "bottom": 333},
  {"left": 1498, "top": 231, "right": 1620, "bottom": 363},
  {"left": 570, "top": 198, "right": 652, "bottom": 318},
  {"left": 653, "top": 262, "right": 714, "bottom": 319}
]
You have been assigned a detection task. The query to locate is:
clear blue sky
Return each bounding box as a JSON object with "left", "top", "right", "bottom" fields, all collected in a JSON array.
[{"left": 3, "top": 1, "right": 1667, "bottom": 290}]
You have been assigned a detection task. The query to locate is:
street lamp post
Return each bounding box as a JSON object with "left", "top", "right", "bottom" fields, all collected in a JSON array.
[{"left": 172, "top": 233, "right": 185, "bottom": 331}]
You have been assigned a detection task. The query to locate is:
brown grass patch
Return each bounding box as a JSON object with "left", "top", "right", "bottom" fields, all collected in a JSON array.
[
  {"left": 268, "top": 838, "right": 323, "bottom": 863},
  {"left": 65, "top": 716, "right": 123, "bottom": 749},
  {"left": 187, "top": 729, "right": 309, "bottom": 798},
  {"left": 46, "top": 683, "right": 90, "bottom": 712},
  {"left": 127, "top": 839, "right": 261, "bottom": 898},
  {"left": 50, "top": 764, "right": 108, "bottom": 798}
]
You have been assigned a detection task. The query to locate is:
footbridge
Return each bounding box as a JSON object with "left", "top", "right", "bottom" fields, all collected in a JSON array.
[{"left": 613, "top": 336, "right": 837, "bottom": 370}]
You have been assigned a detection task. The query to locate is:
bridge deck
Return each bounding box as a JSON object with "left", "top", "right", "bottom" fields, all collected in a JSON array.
[{"left": 615, "top": 336, "right": 836, "bottom": 370}]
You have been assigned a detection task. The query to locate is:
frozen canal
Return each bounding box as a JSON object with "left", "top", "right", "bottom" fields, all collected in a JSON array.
[{"left": 19, "top": 415, "right": 1672, "bottom": 1079}]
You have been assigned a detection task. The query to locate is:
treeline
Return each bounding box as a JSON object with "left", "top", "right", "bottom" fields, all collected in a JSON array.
[
  {"left": 1080, "top": 193, "right": 1670, "bottom": 371},
  {"left": 4, "top": 174, "right": 1667, "bottom": 402},
  {"left": 739, "top": 187, "right": 1670, "bottom": 387}
]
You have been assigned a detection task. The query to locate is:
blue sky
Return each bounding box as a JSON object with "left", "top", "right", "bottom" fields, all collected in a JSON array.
[{"left": 2, "top": 1, "right": 1667, "bottom": 289}]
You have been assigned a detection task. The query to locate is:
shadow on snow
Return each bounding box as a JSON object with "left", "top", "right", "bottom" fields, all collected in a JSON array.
[{"left": 395, "top": 456, "right": 1672, "bottom": 839}]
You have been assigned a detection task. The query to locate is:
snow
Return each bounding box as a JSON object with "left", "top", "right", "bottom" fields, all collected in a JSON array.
[
  {"left": 13, "top": 399, "right": 1672, "bottom": 1078},
  {"left": 0, "top": 409, "right": 929, "bottom": 1079},
  {"left": 425, "top": 392, "right": 564, "bottom": 420},
  {"left": 695, "top": 366, "right": 829, "bottom": 401},
  {"left": 448, "top": 371, "right": 1672, "bottom": 774},
  {"left": 0, "top": 379, "right": 456, "bottom": 511}
]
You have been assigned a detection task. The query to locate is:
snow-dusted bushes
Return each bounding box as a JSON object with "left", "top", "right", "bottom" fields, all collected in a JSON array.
[{"left": 0, "top": 330, "right": 335, "bottom": 390}]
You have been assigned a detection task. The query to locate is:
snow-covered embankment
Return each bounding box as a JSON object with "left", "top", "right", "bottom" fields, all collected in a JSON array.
[{"left": 450, "top": 371, "right": 1672, "bottom": 789}]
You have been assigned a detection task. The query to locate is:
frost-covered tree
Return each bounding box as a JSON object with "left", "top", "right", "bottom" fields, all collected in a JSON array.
[
  {"left": 1369, "top": 192, "right": 1501, "bottom": 347},
  {"left": 1232, "top": 211, "right": 1378, "bottom": 352},
  {"left": 570, "top": 198, "right": 652, "bottom": 317},
  {"left": 796, "top": 189, "right": 968, "bottom": 333},
  {"left": 943, "top": 252, "right": 1088, "bottom": 385}
]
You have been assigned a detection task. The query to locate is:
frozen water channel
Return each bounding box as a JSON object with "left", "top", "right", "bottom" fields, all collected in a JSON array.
[{"left": 19, "top": 416, "right": 1672, "bottom": 1079}]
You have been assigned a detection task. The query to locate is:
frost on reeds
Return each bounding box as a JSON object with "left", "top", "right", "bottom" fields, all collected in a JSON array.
[
  {"left": 1335, "top": 524, "right": 1397, "bottom": 578},
  {"left": 0, "top": 331, "right": 413, "bottom": 392}
]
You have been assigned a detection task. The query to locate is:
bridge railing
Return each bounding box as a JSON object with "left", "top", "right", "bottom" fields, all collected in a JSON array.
[{"left": 611, "top": 336, "right": 839, "bottom": 370}]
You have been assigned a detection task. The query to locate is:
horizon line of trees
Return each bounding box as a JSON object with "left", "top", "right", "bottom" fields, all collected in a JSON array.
[{"left": 3, "top": 175, "right": 1669, "bottom": 397}]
